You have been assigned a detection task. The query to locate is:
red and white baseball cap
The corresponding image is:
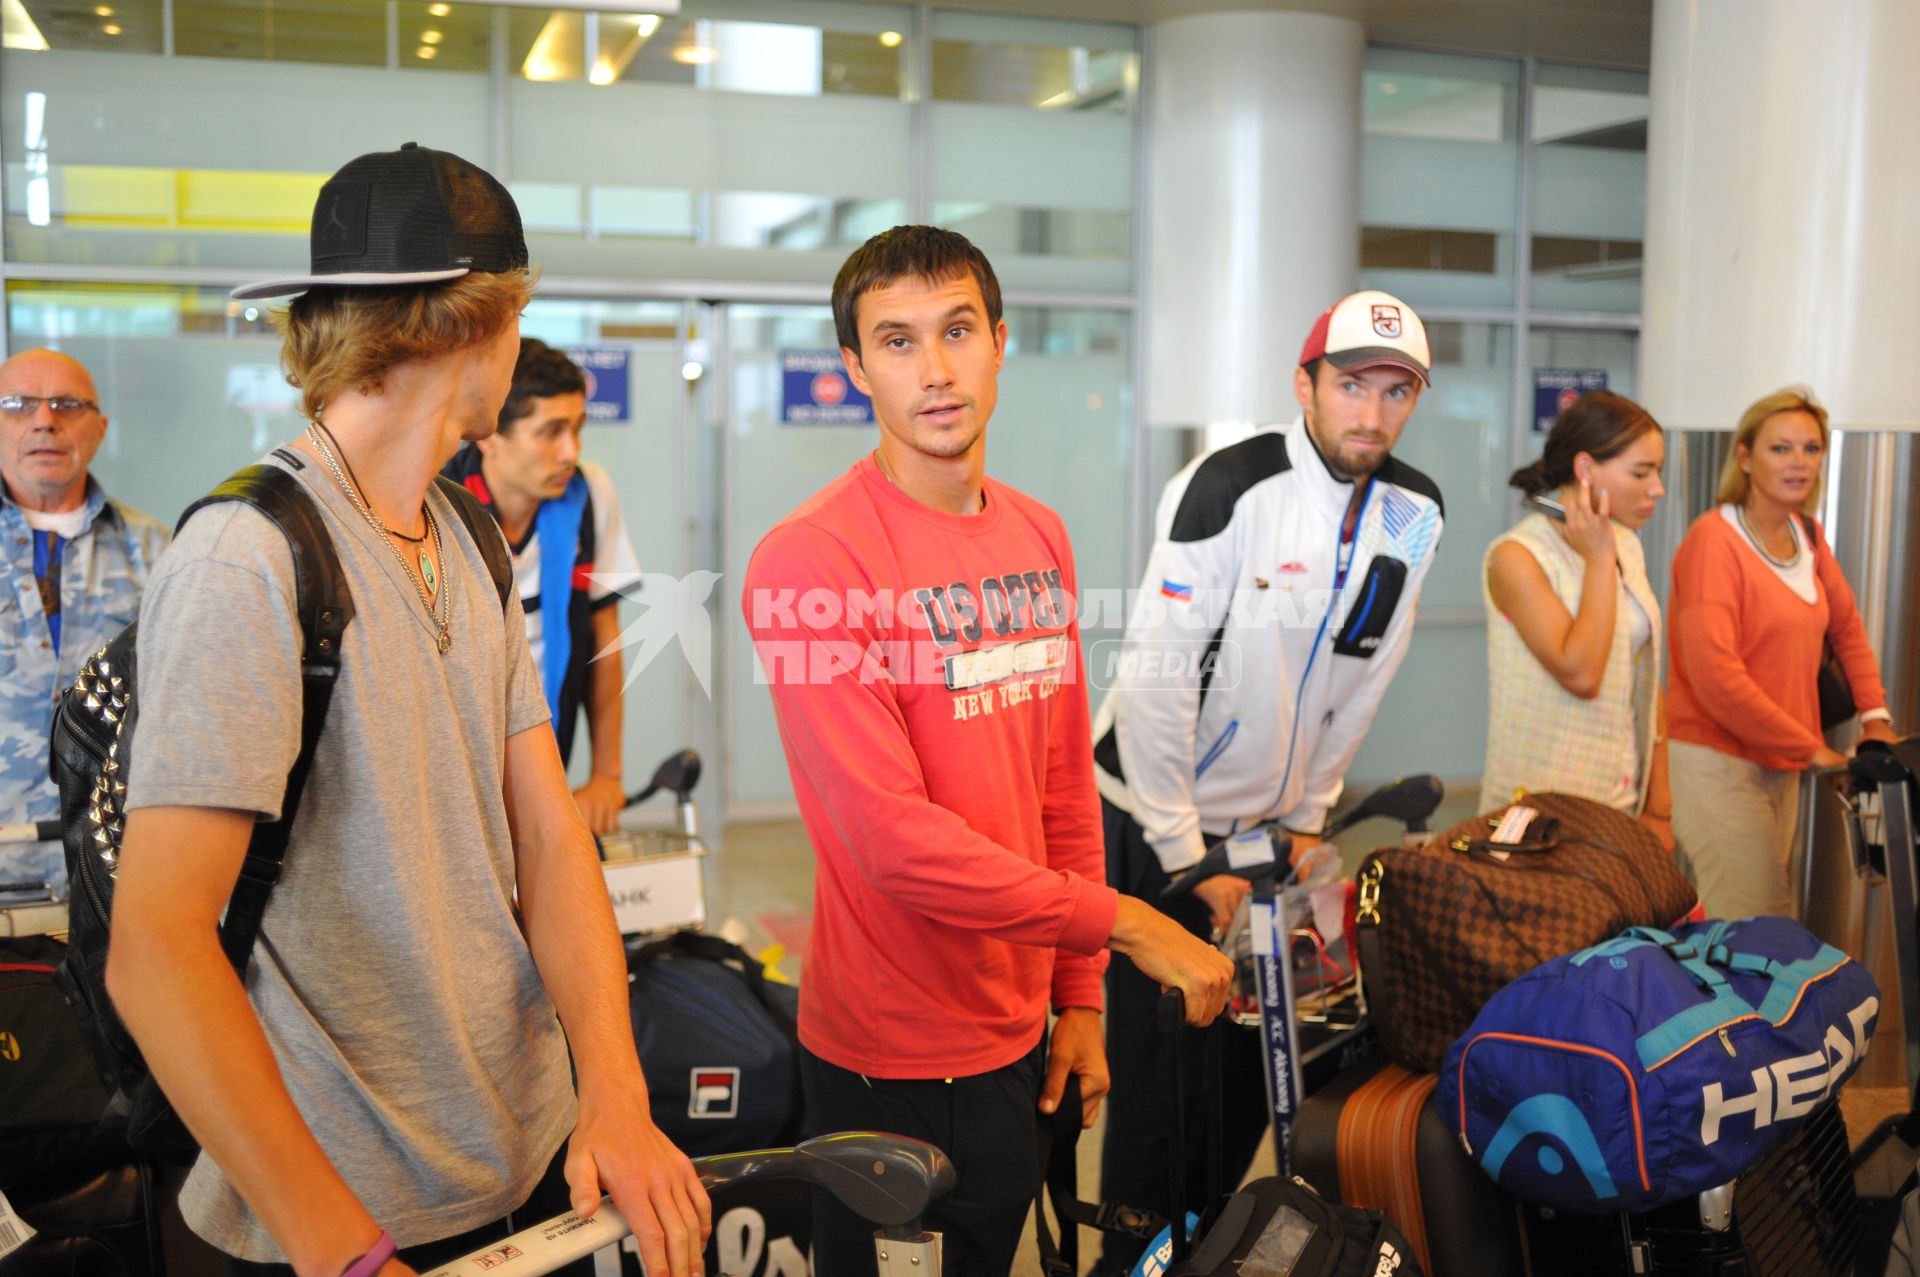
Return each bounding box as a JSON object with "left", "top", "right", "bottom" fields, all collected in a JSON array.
[{"left": 1297, "top": 290, "right": 1431, "bottom": 385}]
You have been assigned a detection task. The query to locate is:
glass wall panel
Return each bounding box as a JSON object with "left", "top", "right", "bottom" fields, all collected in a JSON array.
[
  {"left": 1345, "top": 321, "right": 1512, "bottom": 787},
  {"left": 172, "top": 0, "right": 386, "bottom": 65},
  {"left": 0, "top": 50, "right": 489, "bottom": 270},
  {"left": 721, "top": 303, "right": 862, "bottom": 813},
  {"left": 929, "top": 11, "right": 1137, "bottom": 295},
  {"left": 399, "top": 2, "right": 492, "bottom": 73},
  {"left": 1519, "top": 327, "right": 1640, "bottom": 463},
  {"left": 507, "top": 1, "right": 912, "bottom": 285},
  {"left": 1529, "top": 64, "right": 1647, "bottom": 314},
  {"left": 1360, "top": 49, "right": 1521, "bottom": 309},
  {"left": 6, "top": 0, "right": 162, "bottom": 53}
]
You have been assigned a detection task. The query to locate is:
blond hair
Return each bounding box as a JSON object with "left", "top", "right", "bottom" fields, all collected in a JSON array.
[
  {"left": 1716, "top": 386, "right": 1830, "bottom": 515},
  {"left": 276, "top": 270, "right": 534, "bottom": 419}
]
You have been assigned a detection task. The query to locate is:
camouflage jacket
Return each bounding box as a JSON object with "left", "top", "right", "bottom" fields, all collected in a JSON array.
[{"left": 0, "top": 477, "right": 168, "bottom": 899}]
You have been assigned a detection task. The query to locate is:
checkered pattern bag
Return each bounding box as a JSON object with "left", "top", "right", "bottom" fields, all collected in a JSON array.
[{"left": 1353, "top": 792, "right": 1696, "bottom": 1073}]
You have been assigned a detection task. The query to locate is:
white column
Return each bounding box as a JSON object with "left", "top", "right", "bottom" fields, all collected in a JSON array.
[
  {"left": 1640, "top": 0, "right": 1920, "bottom": 433},
  {"left": 1143, "top": 9, "right": 1365, "bottom": 449}
]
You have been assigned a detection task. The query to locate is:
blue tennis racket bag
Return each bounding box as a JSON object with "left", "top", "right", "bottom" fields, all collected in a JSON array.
[{"left": 1439, "top": 915, "right": 1879, "bottom": 1214}]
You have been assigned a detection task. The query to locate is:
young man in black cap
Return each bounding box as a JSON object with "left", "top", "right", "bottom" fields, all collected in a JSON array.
[{"left": 106, "top": 145, "right": 708, "bottom": 1277}]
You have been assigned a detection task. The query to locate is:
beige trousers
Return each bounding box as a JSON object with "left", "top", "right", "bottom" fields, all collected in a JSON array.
[{"left": 1669, "top": 739, "right": 1803, "bottom": 920}]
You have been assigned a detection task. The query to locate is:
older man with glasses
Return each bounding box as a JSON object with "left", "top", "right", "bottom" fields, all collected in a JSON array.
[{"left": 0, "top": 348, "right": 167, "bottom": 905}]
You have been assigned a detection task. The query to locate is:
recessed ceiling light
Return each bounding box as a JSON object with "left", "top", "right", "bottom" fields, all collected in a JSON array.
[
  {"left": 93, "top": 4, "right": 113, "bottom": 15},
  {"left": 416, "top": 44, "right": 437, "bottom": 59},
  {"left": 101, "top": 22, "right": 122, "bottom": 35},
  {"left": 427, "top": 2, "right": 450, "bottom": 14},
  {"left": 421, "top": 28, "right": 442, "bottom": 44},
  {"left": 878, "top": 30, "right": 901, "bottom": 48},
  {"left": 672, "top": 44, "right": 716, "bottom": 65}
]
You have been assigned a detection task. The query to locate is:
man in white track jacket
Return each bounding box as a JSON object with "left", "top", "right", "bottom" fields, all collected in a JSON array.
[{"left": 1087, "top": 290, "right": 1445, "bottom": 1275}]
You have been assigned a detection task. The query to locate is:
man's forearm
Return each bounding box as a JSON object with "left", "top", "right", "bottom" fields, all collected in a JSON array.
[
  {"left": 109, "top": 812, "right": 378, "bottom": 1275},
  {"left": 520, "top": 823, "right": 647, "bottom": 1097}
]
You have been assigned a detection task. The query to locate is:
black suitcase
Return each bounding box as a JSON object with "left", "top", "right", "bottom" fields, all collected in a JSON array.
[{"left": 5, "top": 1160, "right": 164, "bottom": 1277}]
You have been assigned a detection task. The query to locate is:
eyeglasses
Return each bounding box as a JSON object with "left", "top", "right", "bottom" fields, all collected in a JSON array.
[{"left": 0, "top": 395, "right": 98, "bottom": 419}]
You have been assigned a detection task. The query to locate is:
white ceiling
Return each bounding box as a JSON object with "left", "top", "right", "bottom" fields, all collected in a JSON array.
[{"left": 928, "top": 0, "right": 1653, "bottom": 70}]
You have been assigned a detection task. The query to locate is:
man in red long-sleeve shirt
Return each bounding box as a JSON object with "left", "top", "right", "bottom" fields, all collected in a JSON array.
[{"left": 743, "top": 225, "right": 1231, "bottom": 1276}]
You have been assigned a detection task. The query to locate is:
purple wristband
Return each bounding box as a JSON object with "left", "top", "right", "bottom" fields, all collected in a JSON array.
[{"left": 341, "top": 1231, "right": 396, "bottom": 1277}]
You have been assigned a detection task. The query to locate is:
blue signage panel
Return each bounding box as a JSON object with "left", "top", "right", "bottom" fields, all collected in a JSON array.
[
  {"left": 1533, "top": 368, "right": 1609, "bottom": 433},
  {"left": 564, "top": 346, "right": 631, "bottom": 424},
  {"left": 781, "top": 350, "right": 873, "bottom": 426}
]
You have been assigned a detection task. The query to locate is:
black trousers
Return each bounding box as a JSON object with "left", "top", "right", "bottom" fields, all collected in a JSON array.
[
  {"left": 800, "top": 1036, "right": 1045, "bottom": 1277},
  {"left": 226, "top": 1146, "right": 590, "bottom": 1277},
  {"left": 1093, "top": 799, "right": 1269, "bottom": 1277}
]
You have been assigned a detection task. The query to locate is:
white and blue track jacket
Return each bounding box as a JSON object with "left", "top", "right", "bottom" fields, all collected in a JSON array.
[{"left": 1092, "top": 416, "right": 1445, "bottom": 873}]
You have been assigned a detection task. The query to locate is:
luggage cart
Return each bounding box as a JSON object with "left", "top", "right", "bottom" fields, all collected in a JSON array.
[{"left": 599, "top": 751, "right": 709, "bottom": 940}]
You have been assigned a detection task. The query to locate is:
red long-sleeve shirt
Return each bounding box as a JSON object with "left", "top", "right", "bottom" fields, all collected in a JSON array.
[
  {"left": 742, "top": 457, "right": 1117, "bottom": 1079},
  {"left": 1667, "top": 511, "right": 1887, "bottom": 771}
]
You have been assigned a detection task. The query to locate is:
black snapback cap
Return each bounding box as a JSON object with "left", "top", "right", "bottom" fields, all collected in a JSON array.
[{"left": 233, "top": 142, "right": 527, "bottom": 300}]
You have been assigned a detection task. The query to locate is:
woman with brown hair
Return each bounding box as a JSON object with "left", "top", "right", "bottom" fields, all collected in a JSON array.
[
  {"left": 1667, "top": 386, "right": 1896, "bottom": 919},
  {"left": 1482, "top": 391, "right": 1671, "bottom": 844}
]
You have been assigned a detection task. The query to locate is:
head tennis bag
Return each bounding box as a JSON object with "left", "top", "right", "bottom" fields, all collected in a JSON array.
[{"left": 1439, "top": 916, "right": 1879, "bottom": 1214}]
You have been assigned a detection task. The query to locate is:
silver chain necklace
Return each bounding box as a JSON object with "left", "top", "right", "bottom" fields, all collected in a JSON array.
[
  {"left": 1735, "top": 502, "right": 1801, "bottom": 570},
  {"left": 305, "top": 419, "right": 452, "bottom": 654}
]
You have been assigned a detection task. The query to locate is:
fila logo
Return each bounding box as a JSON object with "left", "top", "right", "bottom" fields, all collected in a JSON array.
[
  {"left": 689, "top": 1066, "right": 741, "bottom": 1119},
  {"left": 1699, "top": 995, "right": 1877, "bottom": 1145},
  {"left": 1373, "top": 1242, "right": 1403, "bottom": 1276}
]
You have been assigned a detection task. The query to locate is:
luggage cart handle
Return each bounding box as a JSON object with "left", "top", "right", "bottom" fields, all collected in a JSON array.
[{"left": 418, "top": 1132, "right": 954, "bottom": 1277}]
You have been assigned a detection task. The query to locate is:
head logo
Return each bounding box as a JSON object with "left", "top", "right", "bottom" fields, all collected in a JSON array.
[
  {"left": 1371, "top": 305, "right": 1403, "bottom": 339},
  {"left": 1373, "top": 1242, "right": 1403, "bottom": 1276},
  {"left": 1479, "top": 1093, "right": 1619, "bottom": 1202},
  {"left": 689, "top": 1066, "right": 741, "bottom": 1119},
  {"left": 1700, "top": 994, "right": 1877, "bottom": 1145}
]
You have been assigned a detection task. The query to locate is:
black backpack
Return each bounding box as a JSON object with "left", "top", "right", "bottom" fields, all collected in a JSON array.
[{"left": 48, "top": 461, "right": 511, "bottom": 1155}]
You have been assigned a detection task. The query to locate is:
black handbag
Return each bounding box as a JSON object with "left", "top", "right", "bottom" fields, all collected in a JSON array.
[
  {"left": 1818, "top": 641, "right": 1856, "bottom": 729},
  {"left": 1803, "top": 518, "right": 1857, "bottom": 729}
]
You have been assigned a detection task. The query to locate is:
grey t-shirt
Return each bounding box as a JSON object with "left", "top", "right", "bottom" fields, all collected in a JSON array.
[{"left": 125, "top": 449, "right": 572, "bottom": 1260}]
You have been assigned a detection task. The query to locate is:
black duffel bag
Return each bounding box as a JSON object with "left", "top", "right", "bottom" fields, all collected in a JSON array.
[{"left": 628, "top": 932, "right": 802, "bottom": 1157}]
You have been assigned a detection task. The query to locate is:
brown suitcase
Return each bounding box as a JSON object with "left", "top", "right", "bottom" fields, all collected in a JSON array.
[
  {"left": 1354, "top": 791, "right": 1696, "bottom": 1072},
  {"left": 1295, "top": 1053, "right": 1526, "bottom": 1277}
]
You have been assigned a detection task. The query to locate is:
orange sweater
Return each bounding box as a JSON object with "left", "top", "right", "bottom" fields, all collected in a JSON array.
[{"left": 1667, "top": 511, "right": 1887, "bottom": 771}]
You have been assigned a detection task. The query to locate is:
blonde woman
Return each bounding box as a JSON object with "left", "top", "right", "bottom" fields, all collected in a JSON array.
[
  {"left": 1667, "top": 387, "right": 1896, "bottom": 919},
  {"left": 1482, "top": 391, "right": 1671, "bottom": 845}
]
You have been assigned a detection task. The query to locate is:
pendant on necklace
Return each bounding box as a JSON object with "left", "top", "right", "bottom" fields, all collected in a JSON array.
[
  {"left": 435, "top": 626, "right": 452, "bottom": 655},
  {"left": 419, "top": 548, "right": 438, "bottom": 598}
]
